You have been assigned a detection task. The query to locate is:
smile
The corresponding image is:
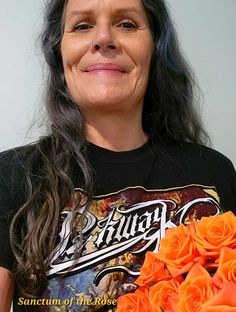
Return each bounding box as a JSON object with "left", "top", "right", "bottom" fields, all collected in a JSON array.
[{"left": 85, "top": 64, "right": 126, "bottom": 75}]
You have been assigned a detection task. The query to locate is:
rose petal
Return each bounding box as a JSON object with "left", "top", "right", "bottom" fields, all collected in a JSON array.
[
  {"left": 202, "top": 283, "right": 236, "bottom": 311},
  {"left": 117, "top": 287, "right": 151, "bottom": 312},
  {"left": 135, "top": 251, "right": 171, "bottom": 287},
  {"left": 213, "top": 247, "right": 236, "bottom": 286},
  {"left": 177, "top": 264, "right": 214, "bottom": 311},
  {"left": 149, "top": 279, "right": 180, "bottom": 312}
]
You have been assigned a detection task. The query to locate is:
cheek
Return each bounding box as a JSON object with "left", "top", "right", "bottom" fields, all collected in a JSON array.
[
  {"left": 133, "top": 47, "right": 153, "bottom": 89},
  {"left": 130, "top": 37, "right": 153, "bottom": 74},
  {"left": 141, "top": 40, "right": 153, "bottom": 72},
  {"left": 61, "top": 37, "right": 88, "bottom": 69},
  {"left": 61, "top": 38, "right": 90, "bottom": 97}
]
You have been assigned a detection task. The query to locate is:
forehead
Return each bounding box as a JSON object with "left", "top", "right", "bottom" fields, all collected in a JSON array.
[{"left": 65, "top": 0, "right": 145, "bottom": 15}]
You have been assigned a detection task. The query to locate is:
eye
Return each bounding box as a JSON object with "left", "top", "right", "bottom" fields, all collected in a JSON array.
[
  {"left": 74, "top": 23, "right": 93, "bottom": 31},
  {"left": 117, "top": 20, "right": 137, "bottom": 30}
]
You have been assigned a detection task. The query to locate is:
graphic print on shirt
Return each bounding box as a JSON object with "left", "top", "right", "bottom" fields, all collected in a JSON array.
[{"left": 44, "top": 185, "right": 221, "bottom": 311}]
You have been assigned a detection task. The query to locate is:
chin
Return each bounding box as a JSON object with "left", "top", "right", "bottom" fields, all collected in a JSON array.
[
  {"left": 87, "top": 97, "right": 125, "bottom": 110},
  {"left": 78, "top": 89, "right": 128, "bottom": 106}
]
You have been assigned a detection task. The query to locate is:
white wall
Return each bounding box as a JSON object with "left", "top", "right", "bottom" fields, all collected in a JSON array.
[
  {"left": 0, "top": 0, "right": 235, "bottom": 165},
  {"left": 168, "top": 0, "right": 236, "bottom": 165},
  {"left": 0, "top": 1, "right": 44, "bottom": 150}
]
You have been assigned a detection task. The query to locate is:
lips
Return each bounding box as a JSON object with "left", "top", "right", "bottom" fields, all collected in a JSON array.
[{"left": 85, "top": 63, "right": 126, "bottom": 73}]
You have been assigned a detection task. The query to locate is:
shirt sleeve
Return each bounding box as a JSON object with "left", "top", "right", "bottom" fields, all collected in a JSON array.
[
  {"left": 0, "top": 149, "right": 24, "bottom": 271},
  {"left": 215, "top": 155, "right": 236, "bottom": 214}
]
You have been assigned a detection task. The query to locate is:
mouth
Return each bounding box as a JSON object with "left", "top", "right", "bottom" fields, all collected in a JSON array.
[{"left": 85, "top": 63, "right": 126, "bottom": 75}]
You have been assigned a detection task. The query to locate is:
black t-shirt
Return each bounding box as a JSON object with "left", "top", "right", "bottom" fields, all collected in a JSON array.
[{"left": 0, "top": 141, "right": 236, "bottom": 312}]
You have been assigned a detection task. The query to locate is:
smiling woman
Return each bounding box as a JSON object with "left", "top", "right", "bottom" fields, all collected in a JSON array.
[{"left": 0, "top": 0, "right": 236, "bottom": 312}]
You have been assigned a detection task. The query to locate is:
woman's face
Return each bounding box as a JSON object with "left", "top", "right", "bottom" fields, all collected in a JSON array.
[{"left": 61, "top": 0, "right": 154, "bottom": 115}]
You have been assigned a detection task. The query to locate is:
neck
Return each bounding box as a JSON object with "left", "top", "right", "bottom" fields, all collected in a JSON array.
[{"left": 84, "top": 110, "right": 147, "bottom": 152}]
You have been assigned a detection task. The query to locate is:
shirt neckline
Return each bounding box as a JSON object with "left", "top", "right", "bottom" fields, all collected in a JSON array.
[{"left": 86, "top": 141, "right": 154, "bottom": 164}]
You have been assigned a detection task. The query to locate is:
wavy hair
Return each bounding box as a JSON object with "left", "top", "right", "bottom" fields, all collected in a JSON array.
[{"left": 10, "top": 0, "right": 209, "bottom": 297}]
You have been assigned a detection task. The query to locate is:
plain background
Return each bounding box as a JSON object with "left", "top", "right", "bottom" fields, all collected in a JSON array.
[{"left": 0, "top": 0, "right": 235, "bottom": 165}]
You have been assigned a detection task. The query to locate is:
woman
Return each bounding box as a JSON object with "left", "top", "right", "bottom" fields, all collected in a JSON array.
[{"left": 0, "top": 0, "right": 236, "bottom": 311}]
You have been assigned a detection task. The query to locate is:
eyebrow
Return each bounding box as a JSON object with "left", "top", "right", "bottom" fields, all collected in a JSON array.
[
  {"left": 68, "top": 6, "right": 144, "bottom": 18},
  {"left": 68, "top": 10, "right": 89, "bottom": 18}
]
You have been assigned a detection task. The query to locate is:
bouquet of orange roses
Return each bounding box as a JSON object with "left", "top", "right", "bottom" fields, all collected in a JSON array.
[{"left": 116, "top": 211, "right": 236, "bottom": 312}]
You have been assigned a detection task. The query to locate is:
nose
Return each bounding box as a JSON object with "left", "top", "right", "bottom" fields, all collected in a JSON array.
[{"left": 91, "top": 23, "right": 117, "bottom": 52}]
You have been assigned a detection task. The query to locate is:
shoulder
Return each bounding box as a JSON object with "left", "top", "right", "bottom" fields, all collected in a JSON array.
[
  {"left": 162, "top": 141, "right": 236, "bottom": 212},
  {"left": 0, "top": 144, "right": 40, "bottom": 209},
  {"left": 164, "top": 141, "right": 235, "bottom": 171},
  {"left": 0, "top": 146, "right": 24, "bottom": 168},
  {"left": 0, "top": 136, "right": 52, "bottom": 178},
  {"left": 0, "top": 145, "right": 33, "bottom": 179}
]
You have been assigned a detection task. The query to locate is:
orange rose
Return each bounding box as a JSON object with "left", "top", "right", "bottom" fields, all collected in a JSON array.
[
  {"left": 192, "top": 212, "right": 236, "bottom": 260},
  {"left": 135, "top": 251, "right": 171, "bottom": 287},
  {"left": 149, "top": 279, "right": 180, "bottom": 312},
  {"left": 116, "top": 287, "right": 151, "bottom": 312},
  {"left": 177, "top": 264, "right": 214, "bottom": 312},
  {"left": 213, "top": 247, "right": 236, "bottom": 287},
  {"left": 202, "top": 283, "right": 236, "bottom": 312},
  {"left": 156, "top": 224, "right": 201, "bottom": 277}
]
